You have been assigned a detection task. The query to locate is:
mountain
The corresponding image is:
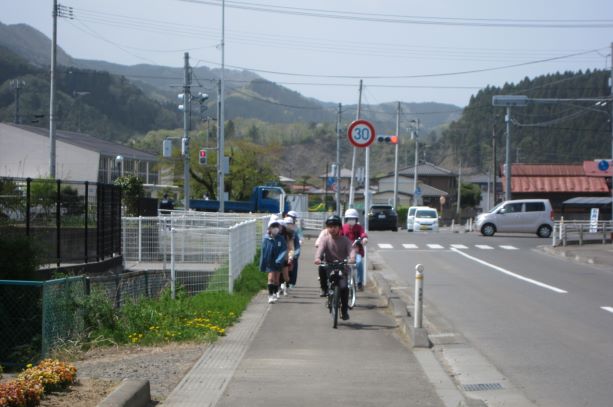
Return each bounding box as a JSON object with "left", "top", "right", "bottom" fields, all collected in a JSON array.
[{"left": 0, "top": 21, "right": 460, "bottom": 130}]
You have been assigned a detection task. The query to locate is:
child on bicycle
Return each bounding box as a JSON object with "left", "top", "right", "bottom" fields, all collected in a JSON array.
[
  {"left": 260, "top": 217, "right": 288, "bottom": 303},
  {"left": 314, "top": 215, "right": 356, "bottom": 320},
  {"left": 341, "top": 208, "right": 368, "bottom": 290}
]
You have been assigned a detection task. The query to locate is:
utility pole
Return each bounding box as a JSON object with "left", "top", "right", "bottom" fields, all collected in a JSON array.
[
  {"left": 218, "top": 0, "right": 226, "bottom": 213},
  {"left": 610, "top": 42, "right": 613, "bottom": 222},
  {"left": 336, "top": 103, "right": 342, "bottom": 216},
  {"left": 11, "top": 80, "right": 25, "bottom": 124},
  {"left": 182, "top": 52, "right": 192, "bottom": 211},
  {"left": 505, "top": 106, "right": 512, "bottom": 201},
  {"left": 411, "top": 119, "right": 420, "bottom": 205},
  {"left": 457, "top": 158, "right": 462, "bottom": 218},
  {"left": 491, "top": 121, "right": 497, "bottom": 209},
  {"left": 393, "top": 102, "right": 400, "bottom": 208},
  {"left": 348, "top": 79, "right": 362, "bottom": 207},
  {"left": 49, "top": 0, "right": 58, "bottom": 178}
]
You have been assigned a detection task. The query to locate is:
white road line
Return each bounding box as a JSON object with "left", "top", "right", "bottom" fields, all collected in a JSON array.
[
  {"left": 427, "top": 244, "right": 445, "bottom": 249},
  {"left": 601, "top": 307, "right": 613, "bottom": 314},
  {"left": 450, "top": 248, "right": 568, "bottom": 294},
  {"left": 378, "top": 243, "right": 394, "bottom": 249},
  {"left": 403, "top": 244, "right": 418, "bottom": 249},
  {"left": 499, "top": 245, "right": 518, "bottom": 250},
  {"left": 475, "top": 244, "right": 494, "bottom": 250},
  {"left": 451, "top": 244, "right": 468, "bottom": 249}
]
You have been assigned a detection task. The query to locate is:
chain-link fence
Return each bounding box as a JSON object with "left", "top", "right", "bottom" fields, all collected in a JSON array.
[
  {"left": 0, "top": 277, "right": 86, "bottom": 367},
  {"left": 0, "top": 177, "right": 121, "bottom": 266}
]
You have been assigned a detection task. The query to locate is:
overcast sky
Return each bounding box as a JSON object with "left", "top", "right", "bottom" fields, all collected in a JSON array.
[{"left": 3, "top": 0, "right": 612, "bottom": 107}]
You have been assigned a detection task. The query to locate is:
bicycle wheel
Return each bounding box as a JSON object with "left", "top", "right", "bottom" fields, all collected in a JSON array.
[
  {"left": 348, "top": 267, "right": 357, "bottom": 309},
  {"left": 332, "top": 285, "right": 340, "bottom": 329}
]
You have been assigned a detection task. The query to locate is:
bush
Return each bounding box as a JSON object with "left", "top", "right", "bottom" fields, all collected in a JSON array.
[{"left": 0, "top": 236, "right": 42, "bottom": 280}]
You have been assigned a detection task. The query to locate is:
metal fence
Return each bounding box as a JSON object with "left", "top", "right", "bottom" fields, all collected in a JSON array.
[
  {"left": 122, "top": 212, "right": 268, "bottom": 294},
  {"left": 552, "top": 220, "right": 613, "bottom": 246},
  {"left": 0, "top": 277, "right": 86, "bottom": 366},
  {"left": 0, "top": 177, "right": 122, "bottom": 266}
]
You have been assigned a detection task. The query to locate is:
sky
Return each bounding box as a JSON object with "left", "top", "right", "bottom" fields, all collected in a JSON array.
[{"left": 3, "top": 0, "right": 612, "bottom": 107}]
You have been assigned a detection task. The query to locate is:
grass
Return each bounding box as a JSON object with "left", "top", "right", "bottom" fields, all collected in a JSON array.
[{"left": 72, "top": 257, "right": 267, "bottom": 351}]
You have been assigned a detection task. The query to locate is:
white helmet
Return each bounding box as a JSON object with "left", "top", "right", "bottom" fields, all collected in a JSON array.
[
  {"left": 287, "top": 210, "right": 299, "bottom": 218},
  {"left": 267, "top": 216, "right": 281, "bottom": 228},
  {"left": 283, "top": 216, "right": 295, "bottom": 225},
  {"left": 344, "top": 208, "right": 359, "bottom": 219}
]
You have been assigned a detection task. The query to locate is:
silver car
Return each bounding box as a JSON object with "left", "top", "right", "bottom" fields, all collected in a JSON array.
[{"left": 476, "top": 199, "right": 554, "bottom": 238}]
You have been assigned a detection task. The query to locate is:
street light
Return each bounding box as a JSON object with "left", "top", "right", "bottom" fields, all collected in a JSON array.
[{"left": 115, "top": 155, "right": 124, "bottom": 178}]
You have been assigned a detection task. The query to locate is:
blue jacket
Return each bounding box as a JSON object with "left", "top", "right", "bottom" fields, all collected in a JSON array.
[{"left": 259, "top": 233, "right": 288, "bottom": 272}]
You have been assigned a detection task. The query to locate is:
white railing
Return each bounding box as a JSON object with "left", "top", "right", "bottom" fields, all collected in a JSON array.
[
  {"left": 552, "top": 219, "right": 613, "bottom": 246},
  {"left": 122, "top": 212, "right": 267, "bottom": 295},
  {"left": 298, "top": 211, "right": 327, "bottom": 230}
]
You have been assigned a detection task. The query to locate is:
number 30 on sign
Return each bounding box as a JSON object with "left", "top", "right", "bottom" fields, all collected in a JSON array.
[{"left": 347, "top": 119, "right": 376, "bottom": 148}]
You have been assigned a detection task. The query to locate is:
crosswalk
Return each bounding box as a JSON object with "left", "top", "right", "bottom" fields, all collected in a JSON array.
[{"left": 377, "top": 243, "right": 519, "bottom": 251}]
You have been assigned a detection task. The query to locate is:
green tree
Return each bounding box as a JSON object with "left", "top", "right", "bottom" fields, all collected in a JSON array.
[
  {"left": 460, "top": 183, "right": 481, "bottom": 208},
  {"left": 114, "top": 175, "right": 144, "bottom": 216}
]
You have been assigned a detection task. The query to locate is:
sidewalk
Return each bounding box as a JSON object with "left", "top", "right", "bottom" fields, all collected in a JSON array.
[
  {"left": 540, "top": 242, "right": 613, "bottom": 268},
  {"left": 161, "top": 240, "right": 453, "bottom": 407}
]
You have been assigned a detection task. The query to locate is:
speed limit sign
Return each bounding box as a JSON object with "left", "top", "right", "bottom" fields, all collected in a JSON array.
[{"left": 347, "top": 119, "right": 376, "bottom": 148}]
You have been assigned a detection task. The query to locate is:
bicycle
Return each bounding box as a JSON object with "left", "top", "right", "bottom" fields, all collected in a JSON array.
[
  {"left": 347, "top": 237, "right": 363, "bottom": 309},
  {"left": 320, "top": 259, "right": 349, "bottom": 329}
]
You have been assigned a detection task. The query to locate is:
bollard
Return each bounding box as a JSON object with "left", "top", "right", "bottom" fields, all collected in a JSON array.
[
  {"left": 414, "top": 264, "right": 424, "bottom": 329},
  {"left": 451, "top": 219, "right": 455, "bottom": 233}
]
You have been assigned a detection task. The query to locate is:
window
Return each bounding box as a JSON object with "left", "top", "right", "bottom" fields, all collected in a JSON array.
[
  {"left": 502, "top": 203, "right": 523, "bottom": 213},
  {"left": 525, "top": 202, "right": 545, "bottom": 212}
]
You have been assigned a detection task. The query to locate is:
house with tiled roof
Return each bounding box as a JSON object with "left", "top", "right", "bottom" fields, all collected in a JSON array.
[{"left": 500, "top": 162, "right": 612, "bottom": 214}]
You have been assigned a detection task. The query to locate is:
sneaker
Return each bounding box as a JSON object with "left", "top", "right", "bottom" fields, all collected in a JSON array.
[
  {"left": 319, "top": 289, "right": 327, "bottom": 297},
  {"left": 357, "top": 282, "right": 364, "bottom": 291},
  {"left": 281, "top": 283, "right": 288, "bottom": 296},
  {"left": 268, "top": 295, "right": 275, "bottom": 304},
  {"left": 341, "top": 312, "right": 350, "bottom": 321},
  {"left": 289, "top": 284, "right": 295, "bottom": 289}
]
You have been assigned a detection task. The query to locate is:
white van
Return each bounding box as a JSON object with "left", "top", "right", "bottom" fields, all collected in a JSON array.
[
  {"left": 475, "top": 199, "right": 554, "bottom": 237},
  {"left": 413, "top": 207, "right": 439, "bottom": 232},
  {"left": 406, "top": 206, "right": 419, "bottom": 232}
]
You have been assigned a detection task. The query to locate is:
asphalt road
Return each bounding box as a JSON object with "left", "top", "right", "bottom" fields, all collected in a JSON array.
[{"left": 367, "top": 229, "right": 613, "bottom": 407}]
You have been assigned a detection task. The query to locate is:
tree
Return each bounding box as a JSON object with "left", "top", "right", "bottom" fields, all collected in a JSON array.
[
  {"left": 460, "top": 183, "right": 481, "bottom": 208},
  {"left": 114, "top": 175, "right": 144, "bottom": 216}
]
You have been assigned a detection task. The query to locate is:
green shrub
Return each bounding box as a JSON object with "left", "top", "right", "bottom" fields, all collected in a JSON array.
[{"left": 0, "top": 236, "right": 42, "bottom": 280}]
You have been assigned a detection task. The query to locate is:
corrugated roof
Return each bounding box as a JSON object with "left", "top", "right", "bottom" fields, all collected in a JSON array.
[
  {"left": 583, "top": 160, "right": 613, "bottom": 177},
  {"left": 563, "top": 197, "right": 612, "bottom": 205},
  {"left": 507, "top": 176, "right": 609, "bottom": 193},
  {"left": 11, "top": 123, "right": 157, "bottom": 161},
  {"left": 397, "top": 162, "right": 455, "bottom": 177}
]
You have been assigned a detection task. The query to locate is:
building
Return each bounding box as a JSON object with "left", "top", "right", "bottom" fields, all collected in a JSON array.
[{"left": 0, "top": 123, "right": 159, "bottom": 185}]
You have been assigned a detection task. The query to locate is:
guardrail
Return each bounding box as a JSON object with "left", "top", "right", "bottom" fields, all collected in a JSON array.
[{"left": 552, "top": 219, "right": 613, "bottom": 246}]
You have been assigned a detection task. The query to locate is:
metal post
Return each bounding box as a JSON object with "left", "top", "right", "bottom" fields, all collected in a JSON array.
[
  {"left": 336, "top": 103, "right": 342, "bottom": 216},
  {"left": 138, "top": 216, "right": 142, "bottom": 262},
  {"left": 217, "top": 79, "right": 225, "bottom": 212},
  {"left": 348, "top": 80, "right": 362, "bottom": 207},
  {"left": 414, "top": 264, "right": 424, "bottom": 329},
  {"left": 49, "top": 0, "right": 58, "bottom": 178},
  {"left": 170, "top": 228, "right": 176, "bottom": 299},
  {"left": 610, "top": 42, "right": 613, "bottom": 223},
  {"left": 182, "top": 52, "right": 191, "bottom": 210},
  {"left": 505, "top": 106, "right": 512, "bottom": 201},
  {"left": 393, "top": 102, "right": 400, "bottom": 209}
]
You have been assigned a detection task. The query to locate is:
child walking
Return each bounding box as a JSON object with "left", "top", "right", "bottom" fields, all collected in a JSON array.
[{"left": 260, "top": 217, "right": 288, "bottom": 303}]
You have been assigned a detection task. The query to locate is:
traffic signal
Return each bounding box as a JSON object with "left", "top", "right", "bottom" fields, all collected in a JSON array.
[
  {"left": 377, "top": 135, "right": 398, "bottom": 144},
  {"left": 199, "top": 149, "right": 207, "bottom": 165}
]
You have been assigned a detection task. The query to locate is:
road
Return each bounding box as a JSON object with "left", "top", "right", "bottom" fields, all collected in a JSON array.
[{"left": 367, "top": 229, "right": 613, "bottom": 407}]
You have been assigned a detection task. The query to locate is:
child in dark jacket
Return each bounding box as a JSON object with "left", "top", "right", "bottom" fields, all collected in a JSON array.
[{"left": 260, "top": 217, "right": 288, "bottom": 303}]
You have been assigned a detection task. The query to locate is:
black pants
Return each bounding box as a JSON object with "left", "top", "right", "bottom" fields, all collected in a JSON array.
[{"left": 319, "top": 266, "right": 349, "bottom": 314}]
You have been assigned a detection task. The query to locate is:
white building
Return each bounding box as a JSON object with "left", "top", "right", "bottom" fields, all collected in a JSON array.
[{"left": 0, "top": 123, "right": 159, "bottom": 184}]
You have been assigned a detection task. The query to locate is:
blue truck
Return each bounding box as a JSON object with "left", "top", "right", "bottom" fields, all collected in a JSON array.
[{"left": 189, "top": 186, "right": 289, "bottom": 213}]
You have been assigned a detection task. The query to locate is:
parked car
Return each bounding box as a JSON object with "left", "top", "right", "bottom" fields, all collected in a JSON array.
[
  {"left": 412, "top": 207, "right": 440, "bottom": 232},
  {"left": 406, "top": 206, "right": 419, "bottom": 232},
  {"left": 368, "top": 204, "right": 398, "bottom": 231},
  {"left": 475, "top": 199, "right": 554, "bottom": 237}
]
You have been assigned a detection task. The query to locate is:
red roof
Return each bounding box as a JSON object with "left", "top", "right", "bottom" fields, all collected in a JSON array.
[
  {"left": 583, "top": 161, "right": 613, "bottom": 177},
  {"left": 508, "top": 176, "right": 609, "bottom": 193},
  {"left": 504, "top": 164, "right": 584, "bottom": 176}
]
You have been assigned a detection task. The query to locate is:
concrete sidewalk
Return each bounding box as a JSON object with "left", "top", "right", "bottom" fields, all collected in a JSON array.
[
  {"left": 541, "top": 242, "right": 613, "bottom": 268},
  {"left": 162, "top": 241, "right": 459, "bottom": 407}
]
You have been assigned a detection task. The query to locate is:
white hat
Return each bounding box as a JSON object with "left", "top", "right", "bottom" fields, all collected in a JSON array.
[
  {"left": 283, "top": 216, "right": 295, "bottom": 225},
  {"left": 287, "top": 210, "right": 299, "bottom": 218},
  {"left": 268, "top": 217, "right": 281, "bottom": 228}
]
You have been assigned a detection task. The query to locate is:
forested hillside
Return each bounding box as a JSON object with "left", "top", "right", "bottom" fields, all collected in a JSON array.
[{"left": 431, "top": 70, "right": 610, "bottom": 172}]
